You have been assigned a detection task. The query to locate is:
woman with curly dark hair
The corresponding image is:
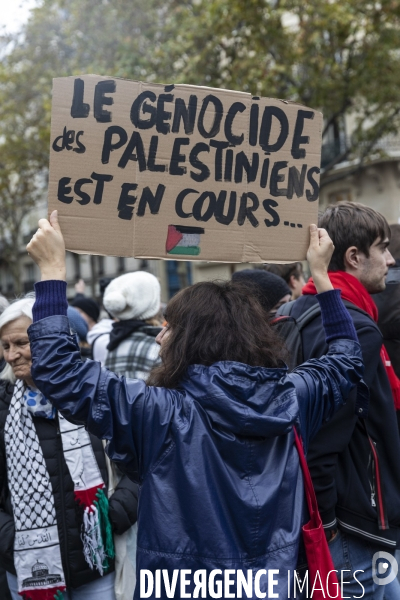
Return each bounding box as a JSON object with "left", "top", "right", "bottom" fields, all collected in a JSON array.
[
  {"left": 147, "top": 278, "right": 289, "bottom": 389},
  {"left": 25, "top": 212, "right": 363, "bottom": 600}
]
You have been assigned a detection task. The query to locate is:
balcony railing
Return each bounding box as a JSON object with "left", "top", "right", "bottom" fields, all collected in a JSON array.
[{"left": 321, "top": 135, "right": 400, "bottom": 170}]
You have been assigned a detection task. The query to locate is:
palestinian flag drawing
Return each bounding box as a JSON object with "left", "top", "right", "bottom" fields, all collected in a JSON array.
[{"left": 166, "top": 225, "right": 205, "bottom": 256}]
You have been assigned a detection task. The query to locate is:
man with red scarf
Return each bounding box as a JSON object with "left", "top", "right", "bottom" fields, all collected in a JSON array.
[{"left": 288, "top": 202, "right": 400, "bottom": 599}]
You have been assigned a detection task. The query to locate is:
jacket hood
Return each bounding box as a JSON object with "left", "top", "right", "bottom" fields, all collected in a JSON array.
[
  {"left": 87, "top": 318, "right": 114, "bottom": 344},
  {"left": 180, "top": 361, "right": 298, "bottom": 438}
]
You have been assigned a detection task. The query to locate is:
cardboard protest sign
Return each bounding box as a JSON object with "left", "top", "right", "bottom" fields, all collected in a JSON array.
[{"left": 48, "top": 75, "right": 322, "bottom": 262}]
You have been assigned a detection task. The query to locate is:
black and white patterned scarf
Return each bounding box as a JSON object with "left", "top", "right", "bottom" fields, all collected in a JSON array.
[{"left": 4, "top": 380, "right": 114, "bottom": 600}]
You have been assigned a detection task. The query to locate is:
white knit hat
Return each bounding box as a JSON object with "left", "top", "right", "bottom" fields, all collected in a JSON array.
[{"left": 103, "top": 271, "right": 161, "bottom": 321}]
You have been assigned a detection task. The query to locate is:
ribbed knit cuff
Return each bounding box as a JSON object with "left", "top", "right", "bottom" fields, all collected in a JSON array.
[
  {"left": 33, "top": 280, "right": 68, "bottom": 321},
  {"left": 319, "top": 508, "right": 338, "bottom": 530},
  {"left": 317, "top": 289, "right": 358, "bottom": 342}
]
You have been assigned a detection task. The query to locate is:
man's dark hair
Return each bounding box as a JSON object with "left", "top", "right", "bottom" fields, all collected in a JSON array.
[
  {"left": 262, "top": 262, "right": 304, "bottom": 284},
  {"left": 147, "top": 280, "right": 288, "bottom": 388},
  {"left": 318, "top": 202, "right": 391, "bottom": 271},
  {"left": 388, "top": 224, "right": 400, "bottom": 260}
]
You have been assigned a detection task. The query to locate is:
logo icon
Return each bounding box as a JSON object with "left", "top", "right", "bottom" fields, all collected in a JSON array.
[{"left": 372, "top": 551, "right": 398, "bottom": 586}]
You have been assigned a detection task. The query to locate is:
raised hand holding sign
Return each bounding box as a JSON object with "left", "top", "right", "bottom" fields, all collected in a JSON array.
[{"left": 27, "top": 210, "right": 66, "bottom": 281}]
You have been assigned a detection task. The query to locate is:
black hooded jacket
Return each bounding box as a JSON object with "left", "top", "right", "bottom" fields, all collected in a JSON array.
[
  {"left": 375, "top": 265, "right": 400, "bottom": 379},
  {"left": 0, "top": 380, "right": 138, "bottom": 588},
  {"left": 290, "top": 295, "right": 400, "bottom": 549}
]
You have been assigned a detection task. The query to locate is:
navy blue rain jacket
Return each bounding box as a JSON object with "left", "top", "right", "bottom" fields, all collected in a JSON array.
[{"left": 28, "top": 316, "right": 363, "bottom": 599}]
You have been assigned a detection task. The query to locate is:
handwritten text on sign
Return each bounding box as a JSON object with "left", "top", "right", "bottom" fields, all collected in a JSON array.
[{"left": 48, "top": 76, "right": 322, "bottom": 261}]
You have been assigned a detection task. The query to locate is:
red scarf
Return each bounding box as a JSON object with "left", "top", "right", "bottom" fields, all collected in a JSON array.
[{"left": 303, "top": 271, "right": 400, "bottom": 410}]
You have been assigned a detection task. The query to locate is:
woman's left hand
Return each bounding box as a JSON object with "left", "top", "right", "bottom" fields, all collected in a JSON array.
[{"left": 26, "top": 210, "right": 67, "bottom": 281}]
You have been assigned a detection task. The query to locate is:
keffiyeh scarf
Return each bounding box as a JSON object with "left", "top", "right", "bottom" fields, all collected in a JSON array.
[{"left": 4, "top": 380, "right": 114, "bottom": 600}]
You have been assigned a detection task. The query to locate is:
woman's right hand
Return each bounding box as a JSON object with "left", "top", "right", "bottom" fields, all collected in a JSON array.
[
  {"left": 306, "top": 224, "right": 334, "bottom": 293},
  {"left": 26, "top": 210, "right": 67, "bottom": 281}
]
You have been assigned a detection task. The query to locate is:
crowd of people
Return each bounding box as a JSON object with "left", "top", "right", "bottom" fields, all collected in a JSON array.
[{"left": 0, "top": 201, "right": 399, "bottom": 599}]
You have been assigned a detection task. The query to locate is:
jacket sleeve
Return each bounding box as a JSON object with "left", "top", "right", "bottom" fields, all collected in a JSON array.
[
  {"left": 287, "top": 337, "right": 364, "bottom": 450},
  {"left": 0, "top": 443, "right": 15, "bottom": 573},
  {"left": 28, "top": 316, "right": 181, "bottom": 481},
  {"left": 108, "top": 475, "right": 139, "bottom": 535}
]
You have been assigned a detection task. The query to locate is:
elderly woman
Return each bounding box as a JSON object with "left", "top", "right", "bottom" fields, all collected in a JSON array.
[{"left": 0, "top": 298, "right": 137, "bottom": 600}]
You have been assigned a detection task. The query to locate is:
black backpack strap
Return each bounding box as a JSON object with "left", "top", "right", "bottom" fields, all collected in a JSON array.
[
  {"left": 276, "top": 300, "right": 323, "bottom": 330},
  {"left": 276, "top": 300, "right": 296, "bottom": 317},
  {"left": 294, "top": 299, "right": 374, "bottom": 331},
  {"left": 91, "top": 331, "right": 110, "bottom": 354},
  {"left": 277, "top": 298, "right": 372, "bottom": 325},
  {"left": 295, "top": 304, "right": 323, "bottom": 331},
  {"left": 342, "top": 300, "right": 372, "bottom": 320}
]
